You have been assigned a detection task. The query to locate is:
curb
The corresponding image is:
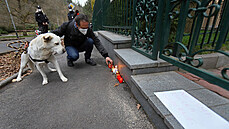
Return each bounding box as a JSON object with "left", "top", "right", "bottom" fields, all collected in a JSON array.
[{"left": 0, "top": 68, "right": 29, "bottom": 88}]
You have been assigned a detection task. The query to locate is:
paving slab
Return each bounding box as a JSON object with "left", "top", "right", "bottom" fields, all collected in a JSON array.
[
  {"left": 98, "top": 31, "right": 131, "bottom": 44},
  {"left": 186, "top": 89, "right": 229, "bottom": 107},
  {"left": 131, "top": 71, "right": 203, "bottom": 99},
  {"left": 211, "top": 104, "right": 229, "bottom": 121},
  {"left": 114, "top": 49, "right": 178, "bottom": 76},
  {"left": 130, "top": 71, "right": 229, "bottom": 128},
  {"left": 115, "top": 49, "right": 159, "bottom": 69}
]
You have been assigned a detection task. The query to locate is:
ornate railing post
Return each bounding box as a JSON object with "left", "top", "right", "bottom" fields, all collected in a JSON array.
[{"left": 131, "top": 0, "right": 166, "bottom": 60}]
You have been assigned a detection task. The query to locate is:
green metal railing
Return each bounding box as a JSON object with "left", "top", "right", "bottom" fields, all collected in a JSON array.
[
  {"left": 159, "top": 0, "right": 229, "bottom": 90},
  {"left": 92, "top": 0, "right": 133, "bottom": 35},
  {"left": 131, "top": 0, "right": 163, "bottom": 60},
  {"left": 92, "top": 0, "right": 229, "bottom": 90}
]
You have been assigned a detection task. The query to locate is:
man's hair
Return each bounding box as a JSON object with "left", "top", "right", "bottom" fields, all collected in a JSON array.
[{"left": 75, "top": 14, "right": 89, "bottom": 26}]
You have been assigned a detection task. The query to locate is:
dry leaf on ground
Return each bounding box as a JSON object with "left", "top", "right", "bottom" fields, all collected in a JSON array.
[
  {"left": 114, "top": 83, "right": 119, "bottom": 87},
  {"left": 0, "top": 52, "right": 21, "bottom": 81},
  {"left": 0, "top": 52, "right": 31, "bottom": 81},
  {"left": 136, "top": 104, "right": 141, "bottom": 110}
]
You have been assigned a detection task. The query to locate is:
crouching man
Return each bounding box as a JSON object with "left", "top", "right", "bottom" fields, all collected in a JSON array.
[{"left": 52, "top": 14, "right": 113, "bottom": 67}]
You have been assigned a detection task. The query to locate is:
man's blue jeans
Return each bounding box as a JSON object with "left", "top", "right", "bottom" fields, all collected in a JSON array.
[{"left": 65, "top": 38, "right": 94, "bottom": 61}]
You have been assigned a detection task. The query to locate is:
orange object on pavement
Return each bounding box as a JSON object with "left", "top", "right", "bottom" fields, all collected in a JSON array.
[{"left": 118, "top": 77, "right": 123, "bottom": 83}]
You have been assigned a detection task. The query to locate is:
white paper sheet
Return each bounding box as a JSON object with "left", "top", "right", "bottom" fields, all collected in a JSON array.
[{"left": 154, "top": 90, "right": 229, "bottom": 129}]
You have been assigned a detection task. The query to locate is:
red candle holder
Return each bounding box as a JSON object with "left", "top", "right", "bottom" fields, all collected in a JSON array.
[
  {"left": 108, "top": 63, "right": 112, "bottom": 68},
  {"left": 116, "top": 74, "right": 121, "bottom": 78},
  {"left": 117, "top": 75, "right": 121, "bottom": 80},
  {"left": 118, "top": 77, "right": 123, "bottom": 83}
]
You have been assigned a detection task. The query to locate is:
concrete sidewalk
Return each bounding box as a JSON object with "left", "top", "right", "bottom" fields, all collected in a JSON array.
[{"left": 0, "top": 49, "right": 154, "bottom": 129}]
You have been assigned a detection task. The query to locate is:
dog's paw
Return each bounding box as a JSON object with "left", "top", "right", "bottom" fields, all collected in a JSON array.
[
  {"left": 61, "top": 77, "right": 68, "bottom": 82},
  {"left": 16, "top": 77, "right": 22, "bottom": 82},
  {"left": 42, "top": 80, "right": 48, "bottom": 85},
  {"left": 50, "top": 69, "right": 57, "bottom": 72},
  {"left": 48, "top": 67, "right": 57, "bottom": 72}
]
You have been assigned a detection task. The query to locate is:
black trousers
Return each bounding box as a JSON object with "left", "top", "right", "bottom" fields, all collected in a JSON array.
[{"left": 39, "top": 25, "right": 48, "bottom": 34}]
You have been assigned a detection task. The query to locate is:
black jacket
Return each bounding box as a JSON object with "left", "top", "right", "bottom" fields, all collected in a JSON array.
[
  {"left": 35, "top": 11, "right": 49, "bottom": 26},
  {"left": 68, "top": 11, "right": 75, "bottom": 21},
  {"left": 51, "top": 21, "right": 109, "bottom": 58}
]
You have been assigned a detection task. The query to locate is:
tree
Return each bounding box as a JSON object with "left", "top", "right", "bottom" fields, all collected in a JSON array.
[
  {"left": 0, "top": 0, "right": 73, "bottom": 32},
  {"left": 91, "top": 0, "right": 95, "bottom": 10},
  {"left": 82, "top": 0, "right": 93, "bottom": 22},
  {"left": 0, "top": 0, "right": 11, "bottom": 29},
  {"left": 66, "top": 0, "right": 72, "bottom": 4},
  {"left": 76, "top": 1, "right": 82, "bottom": 7},
  {"left": 10, "top": 0, "right": 38, "bottom": 32}
]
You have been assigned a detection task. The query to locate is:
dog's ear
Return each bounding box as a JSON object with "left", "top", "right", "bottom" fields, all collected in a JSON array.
[{"left": 43, "top": 35, "right": 53, "bottom": 42}]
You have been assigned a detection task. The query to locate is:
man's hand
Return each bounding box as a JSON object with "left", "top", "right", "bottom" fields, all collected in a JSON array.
[
  {"left": 106, "top": 57, "right": 113, "bottom": 65},
  {"left": 43, "top": 22, "right": 48, "bottom": 25}
]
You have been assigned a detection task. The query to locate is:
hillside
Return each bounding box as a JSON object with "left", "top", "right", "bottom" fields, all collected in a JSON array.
[{"left": 0, "top": 0, "right": 82, "bottom": 31}]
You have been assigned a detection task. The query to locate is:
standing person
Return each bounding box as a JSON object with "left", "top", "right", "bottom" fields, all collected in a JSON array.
[
  {"left": 35, "top": 5, "right": 49, "bottom": 34},
  {"left": 52, "top": 14, "right": 113, "bottom": 67},
  {"left": 67, "top": 6, "right": 75, "bottom": 22}
]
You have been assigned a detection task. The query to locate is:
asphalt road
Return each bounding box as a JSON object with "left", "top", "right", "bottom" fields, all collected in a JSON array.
[{"left": 0, "top": 48, "right": 154, "bottom": 129}]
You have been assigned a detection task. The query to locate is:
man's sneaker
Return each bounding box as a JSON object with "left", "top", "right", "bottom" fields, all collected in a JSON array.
[
  {"left": 67, "top": 59, "right": 74, "bottom": 67},
  {"left": 85, "top": 59, "right": 96, "bottom": 66}
]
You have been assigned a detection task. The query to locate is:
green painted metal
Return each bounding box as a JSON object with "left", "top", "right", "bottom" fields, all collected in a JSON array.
[
  {"left": 159, "top": 0, "right": 229, "bottom": 90},
  {"left": 160, "top": 53, "right": 229, "bottom": 90},
  {"left": 92, "top": 0, "right": 132, "bottom": 35},
  {"left": 215, "top": 0, "right": 229, "bottom": 50},
  {"left": 93, "top": 0, "right": 164, "bottom": 60},
  {"left": 92, "top": 0, "right": 229, "bottom": 90},
  {"left": 92, "top": 0, "right": 103, "bottom": 31},
  {"left": 131, "top": 0, "right": 163, "bottom": 60},
  {"left": 173, "top": 0, "right": 190, "bottom": 56}
]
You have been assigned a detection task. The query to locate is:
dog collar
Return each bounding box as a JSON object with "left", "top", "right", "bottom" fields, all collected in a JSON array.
[{"left": 29, "top": 55, "right": 49, "bottom": 63}]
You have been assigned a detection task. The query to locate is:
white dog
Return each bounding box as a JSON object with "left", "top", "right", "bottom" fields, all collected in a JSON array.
[{"left": 16, "top": 33, "right": 68, "bottom": 85}]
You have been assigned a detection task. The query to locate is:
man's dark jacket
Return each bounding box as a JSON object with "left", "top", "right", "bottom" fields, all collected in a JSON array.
[
  {"left": 51, "top": 21, "right": 108, "bottom": 58},
  {"left": 35, "top": 12, "right": 49, "bottom": 26}
]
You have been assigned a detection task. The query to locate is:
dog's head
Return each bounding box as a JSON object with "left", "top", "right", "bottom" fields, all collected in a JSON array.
[{"left": 41, "top": 33, "right": 65, "bottom": 55}]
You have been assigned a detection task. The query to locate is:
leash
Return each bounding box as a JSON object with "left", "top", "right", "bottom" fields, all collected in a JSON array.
[{"left": 7, "top": 40, "right": 30, "bottom": 58}]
